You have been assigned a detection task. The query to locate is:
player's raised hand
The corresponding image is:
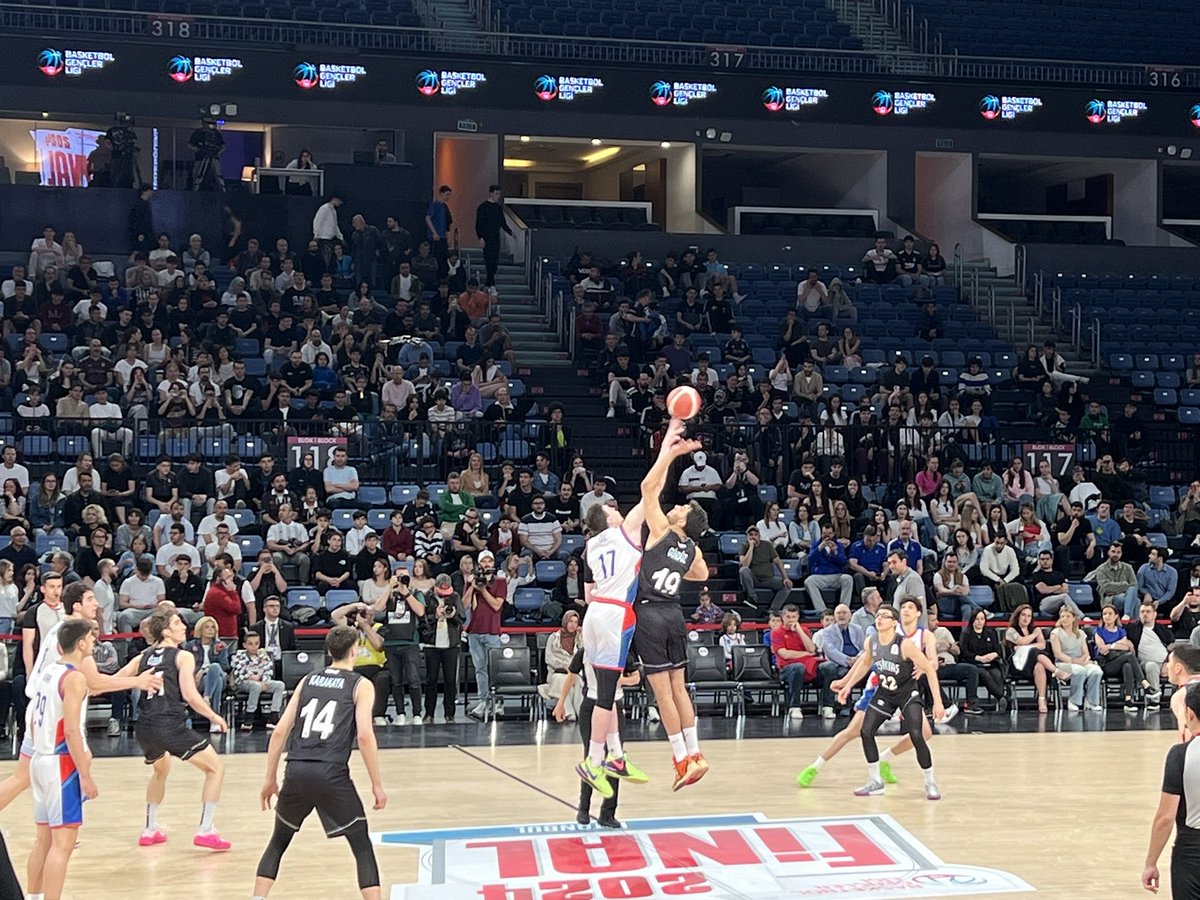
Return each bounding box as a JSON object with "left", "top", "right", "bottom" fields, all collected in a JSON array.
[
  {"left": 261, "top": 779, "right": 279, "bottom": 810},
  {"left": 664, "top": 417, "right": 702, "bottom": 458},
  {"left": 372, "top": 783, "right": 388, "bottom": 810}
]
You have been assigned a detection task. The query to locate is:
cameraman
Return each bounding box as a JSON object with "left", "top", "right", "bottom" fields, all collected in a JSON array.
[
  {"left": 372, "top": 571, "right": 425, "bottom": 726},
  {"left": 188, "top": 117, "right": 226, "bottom": 192},
  {"left": 330, "top": 601, "right": 392, "bottom": 725},
  {"left": 463, "top": 549, "right": 507, "bottom": 719},
  {"left": 107, "top": 114, "right": 140, "bottom": 189}
]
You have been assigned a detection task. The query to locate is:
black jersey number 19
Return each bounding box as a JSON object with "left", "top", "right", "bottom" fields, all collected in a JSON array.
[
  {"left": 299, "top": 698, "right": 337, "bottom": 741},
  {"left": 650, "top": 567, "right": 682, "bottom": 597}
]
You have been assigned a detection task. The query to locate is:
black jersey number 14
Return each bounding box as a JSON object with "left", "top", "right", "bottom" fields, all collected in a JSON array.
[{"left": 299, "top": 698, "right": 337, "bottom": 740}]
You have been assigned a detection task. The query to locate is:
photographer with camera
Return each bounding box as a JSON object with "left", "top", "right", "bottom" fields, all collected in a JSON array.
[
  {"left": 464, "top": 549, "right": 508, "bottom": 719},
  {"left": 330, "top": 600, "right": 393, "bottom": 726},
  {"left": 107, "top": 112, "right": 141, "bottom": 189},
  {"left": 371, "top": 569, "right": 426, "bottom": 726},
  {"left": 188, "top": 117, "right": 226, "bottom": 193},
  {"left": 419, "top": 574, "right": 465, "bottom": 724}
]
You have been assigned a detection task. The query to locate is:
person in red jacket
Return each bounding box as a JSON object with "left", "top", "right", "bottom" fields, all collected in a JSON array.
[
  {"left": 202, "top": 563, "right": 244, "bottom": 638},
  {"left": 382, "top": 510, "right": 414, "bottom": 562}
]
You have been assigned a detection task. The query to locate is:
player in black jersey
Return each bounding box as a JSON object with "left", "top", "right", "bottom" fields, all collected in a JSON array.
[
  {"left": 114, "top": 607, "right": 231, "bottom": 851},
  {"left": 254, "top": 625, "right": 387, "bottom": 900},
  {"left": 836, "top": 603, "right": 943, "bottom": 800},
  {"left": 634, "top": 418, "right": 712, "bottom": 791}
]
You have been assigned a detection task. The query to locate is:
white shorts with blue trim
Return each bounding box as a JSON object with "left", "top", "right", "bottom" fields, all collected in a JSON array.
[
  {"left": 31, "top": 753, "right": 84, "bottom": 829},
  {"left": 582, "top": 600, "right": 636, "bottom": 671}
]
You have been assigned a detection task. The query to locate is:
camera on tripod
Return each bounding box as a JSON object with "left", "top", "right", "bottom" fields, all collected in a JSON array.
[
  {"left": 107, "top": 111, "right": 139, "bottom": 156},
  {"left": 192, "top": 117, "right": 224, "bottom": 159}
]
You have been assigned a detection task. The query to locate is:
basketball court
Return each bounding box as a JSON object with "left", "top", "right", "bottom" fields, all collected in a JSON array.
[{"left": 0, "top": 725, "right": 1175, "bottom": 899}]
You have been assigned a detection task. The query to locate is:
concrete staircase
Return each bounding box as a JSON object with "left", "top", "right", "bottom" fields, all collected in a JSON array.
[
  {"left": 959, "top": 259, "right": 1091, "bottom": 370},
  {"left": 461, "top": 248, "right": 572, "bottom": 368},
  {"left": 826, "top": 0, "right": 933, "bottom": 74},
  {"left": 420, "top": 0, "right": 489, "bottom": 52}
]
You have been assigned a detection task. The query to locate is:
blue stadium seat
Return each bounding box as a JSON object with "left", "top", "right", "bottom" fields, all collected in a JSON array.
[
  {"left": 513, "top": 587, "right": 546, "bottom": 618},
  {"left": 287, "top": 588, "right": 320, "bottom": 610},
  {"left": 718, "top": 532, "right": 747, "bottom": 557},
  {"left": 535, "top": 560, "right": 565, "bottom": 584},
  {"left": 325, "top": 590, "right": 359, "bottom": 612}
]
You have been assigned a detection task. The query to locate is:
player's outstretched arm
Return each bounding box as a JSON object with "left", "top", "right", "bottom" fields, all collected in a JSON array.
[
  {"left": 261, "top": 682, "right": 303, "bottom": 810},
  {"left": 62, "top": 670, "right": 98, "bottom": 800},
  {"left": 641, "top": 418, "right": 701, "bottom": 540},
  {"left": 621, "top": 501, "right": 646, "bottom": 547},
  {"left": 81, "top": 653, "right": 161, "bottom": 695},
  {"left": 354, "top": 679, "right": 387, "bottom": 810}
]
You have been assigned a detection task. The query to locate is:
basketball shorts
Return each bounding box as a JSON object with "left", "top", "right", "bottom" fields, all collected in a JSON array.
[
  {"left": 868, "top": 686, "right": 924, "bottom": 721},
  {"left": 853, "top": 672, "right": 881, "bottom": 713},
  {"left": 582, "top": 601, "right": 636, "bottom": 671},
  {"left": 31, "top": 753, "right": 83, "bottom": 829},
  {"left": 135, "top": 719, "right": 210, "bottom": 765},
  {"left": 276, "top": 761, "right": 367, "bottom": 837},
  {"left": 632, "top": 602, "right": 688, "bottom": 673}
]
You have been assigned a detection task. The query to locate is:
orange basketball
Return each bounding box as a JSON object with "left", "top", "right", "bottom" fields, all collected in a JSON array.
[{"left": 666, "top": 385, "right": 703, "bottom": 420}]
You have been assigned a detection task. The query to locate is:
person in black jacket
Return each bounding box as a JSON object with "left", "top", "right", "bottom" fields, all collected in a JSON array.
[
  {"left": 128, "top": 185, "right": 155, "bottom": 252},
  {"left": 958, "top": 607, "right": 1008, "bottom": 711},
  {"left": 474, "top": 185, "right": 512, "bottom": 289},
  {"left": 419, "top": 575, "right": 465, "bottom": 724}
]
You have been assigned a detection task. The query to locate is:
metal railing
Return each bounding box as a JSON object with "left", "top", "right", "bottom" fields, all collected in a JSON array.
[
  {"left": 1013, "top": 244, "right": 1026, "bottom": 291},
  {"left": 1052, "top": 285, "right": 1063, "bottom": 333},
  {"left": 1070, "top": 302, "right": 1082, "bottom": 352},
  {"left": 1032, "top": 271, "right": 1044, "bottom": 321},
  {"left": 1090, "top": 317, "right": 1102, "bottom": 367},
  {"left": 3, "top": 4, "right": 1196, "bottom": 85}
]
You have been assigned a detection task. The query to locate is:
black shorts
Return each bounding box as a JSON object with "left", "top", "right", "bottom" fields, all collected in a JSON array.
[
  {"left": 867, "top": 686, "right": 924, "bottom": 721},
  {"left": 632, "top": 602, "right": 687, "bottom": 673},
  {"left": 135, "top": 719, "right": 210, "bottom": 765},
  {"left": 275, "top": 761, "right": 366, "bottom": 837}
]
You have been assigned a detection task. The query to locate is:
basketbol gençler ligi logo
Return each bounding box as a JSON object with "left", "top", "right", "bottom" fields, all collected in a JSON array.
[
  {"left": 168, "top": 54, "right": 193, "bottom": 83},
  {"left": 650, "top": 80, "right": 673, "bottom": 106},
  {"left": 1085, "top": 98, "right": 1107, "bottom": 123},
  {"left": 534, "top": 74, "right": 558, "bottom": 101},
  {"left": 871, "top": 90, "right": 894, "bottom": 115},
  {"left": 979, "top": 95, "right": 1001, "bottom": 120},
  {"left": 416, "top": 69, "right": 441, "bottom": 96},
  {"left": 1189, "top": 103, "right": 1200, "bottom": 127},
  {"left": 38, "top": 49, "right": 64, "bottom": 76},
  {"left": 294, "top": 62, "right": 319, "bottom": 89},
  {"left": 762, "top": 86, "right": 785, "bottom": 112}
]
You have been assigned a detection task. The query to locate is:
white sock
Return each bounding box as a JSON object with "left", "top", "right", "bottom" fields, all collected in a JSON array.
[
  {"left": 27, "top": 893, "right": 45, "bottom": 900},
  {"left": 868, "top": 761, "right": 881, "bottom": 782},
  {"left": 606, "top": 732, "right": 623, "bottom": 758},
  {"left": 198, "top": 801, "right": 217, "bottom": 833},
  {"left": 879, "top": 748, "right": 895, "bottom": 763},
  {"left": 667, "top": 732, "right": 687, "bottom": 762},
  {"left": 923, "top": 766, "right": 936, "bottom": 785},
  {"left": 682, "top": 725, "right": 699, "bottom": 755},
  {"left": 587, "top": 741, "right": 606, "bottom": 766},
  {"left": 811, "top": 756, "right": 826, "bottom": 771},
  {"left": 145, "top": 803, "right": 159, "bottom": 831}
]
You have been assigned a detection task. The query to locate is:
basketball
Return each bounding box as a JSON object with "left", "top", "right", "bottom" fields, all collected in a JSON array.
[{"left": 666, "top": 385, "right": 703, "bottom": 420}]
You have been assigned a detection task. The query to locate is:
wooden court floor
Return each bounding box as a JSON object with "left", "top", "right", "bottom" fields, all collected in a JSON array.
[{"left": 0, "top": 729, "right": 1176, "bottom": 899}]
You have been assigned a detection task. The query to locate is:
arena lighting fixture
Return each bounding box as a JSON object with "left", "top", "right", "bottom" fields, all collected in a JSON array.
[
  {"left": 719, "top": 130, "right": 733, "bottom": 142},
  {"left": 1183, "top": 148, "right": 1194, "bottom": 159},
  {"left": 582, "top": 146, "right": 620, "bottom": 164},
  {"left": 704, "top": 127, "right": 718, "bottom": 139},
  {"left": 1167, "top": 144, "right": 1178, "bottom": 156},
  {"left": 502, "top": 158, "right": 536, "bottom": 168},
  {"left": 240, "top": 166, "right": 255, "bottom": 181},
  {"left": 590, "top": 138, "right": 602, "bottom": 146},
  {"left": 660, "top": 141, "right": 671, "bottom": 148},
  {"left": 519, "top": 135, "right": 531, "bottom": 142},
  {"left": 632, "top": 163, "right": 646, "bottom": 171}
]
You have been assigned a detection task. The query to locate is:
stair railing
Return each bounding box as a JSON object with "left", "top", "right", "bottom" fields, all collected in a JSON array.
[
  {"left": 952, "top": 242, "right": 962, "bottom": 290},
  {"left": 1052, "top": 285, "right": 1062, "bottom": 333},
  {"left": 1033, "top": 271, "right": 1044, "bottom": 320},
  {"left": 1013, "top": 243, "right": 1026, "bottom": 290},
  {"left": 1091, "top": 317, "right": 1101, "bottom": 367},
  {"left": 1026, "top": 316, "right": 1035, "bottom": 346},
  {"left": 1070, "top": 303, "right": 1082, "bottom": 352},
  {"left": 1006, "top": 294, "right": 1015, "bottom": 343}
]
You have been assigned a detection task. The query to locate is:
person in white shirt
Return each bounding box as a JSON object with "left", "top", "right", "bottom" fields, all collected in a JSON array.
[
  {"left": 0, "top": 447, "right": 30, "bottom": 492},
  {"left": 312, "top": 194, "right": 344, "bottom": 244},
  {"left": 577, "top": 477, "right": 615, "bottom": 519},
  {"left": 861, "top": 237, "right": 897, "bottom": 284},
  {"left": 116, "top": 558, "right": 167, "bottom": 632},
  {"left": 88, "top": 387, "right": 133, "bottom": 458},
  {"left": 196, "top": 499, "right": 240, "bottom": 546},
  {"left": 71, "top": 295, "right": 107, "bottom": 324},
  {"left": 214, "top": 456, "right": 252, "bottom": 505},
  {"left": 28, "top": 226, "right": 65, "bottom": 277},
  {"left": 677, "top": 451, "right": 721, "bottom": 521},
  {"left": 203, "top": 526, "right": 242, "bottom": 572},
  {"left": 979, "top": 533, "right": 1022, "bottom": 611},
  {"left": 265, "top": 504, "right": 311, "bottom": 583},
  {"left": 157, "top": 257, "right": 184, "bottom": 287},
  {"left": 380, "top": 367, "right": 415, "bottom": 411},
  {"left": 299, "top": 329, "right": 333, "bottom": 366},
  {"left": 344, "top": 511, "right": 375, "bottom": 556},
  {"left": 322, "top": 447, "right": 360, "bottom": 507},
  {"left": 147, "top": 233, "right": 175, "bottom": 269},
  {"left": 1, "top": 264, "right": 33, "bottom": 299},
  {"left": 154, "top": 524, "right": 201, "bottom": 578}
]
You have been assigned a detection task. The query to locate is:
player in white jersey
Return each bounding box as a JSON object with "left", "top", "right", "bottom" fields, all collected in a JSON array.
[
  {"left": 26, "top": 618, "right": 99, "bottom": 900},
  {"left": 574, "top": 499, "right": 650, "bottom": 797},
  {"left": 0, "top": 583, "right": 159, "bottom": 819}
]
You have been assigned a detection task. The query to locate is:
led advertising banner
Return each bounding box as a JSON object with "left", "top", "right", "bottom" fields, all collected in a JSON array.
[
  {"left": 32, "top": 126, "right": 106, "bottom": 187},
  {"left": 4, "top": 38, "right": 1196, "bottom": 135}
]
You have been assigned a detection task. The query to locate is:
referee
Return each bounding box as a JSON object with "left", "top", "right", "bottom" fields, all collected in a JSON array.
[{"left": 1143, "top": 682, "right": 1200, "bottom": 898}]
